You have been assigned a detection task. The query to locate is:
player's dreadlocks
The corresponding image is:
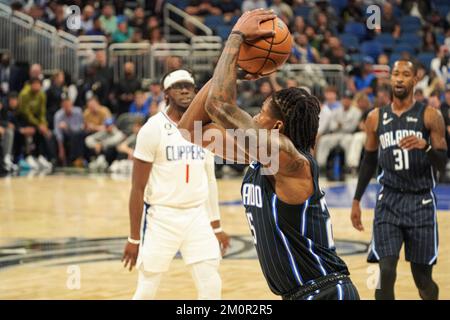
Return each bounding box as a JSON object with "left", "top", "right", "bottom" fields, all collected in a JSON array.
[{"left": 270, "top": 87, "right": 321, "bottom": 152}]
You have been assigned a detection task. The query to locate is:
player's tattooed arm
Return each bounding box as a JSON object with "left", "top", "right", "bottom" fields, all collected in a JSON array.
[{"left": 423, "top": 106, "right": 448, "bottom": 172}]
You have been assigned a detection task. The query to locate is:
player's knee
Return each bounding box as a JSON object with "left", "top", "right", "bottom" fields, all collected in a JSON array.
[
  {"left": 379, "top": 257, "right": 398, "bottom": 280},
  {"left": 411, "top": 264, "right": 433, "bottom": 290},
  {"left": 132, "top": 269, "right": 163, "bottom": 300},
  {"left": 190, "top": 259, "right": 222, "bottom": 300}
]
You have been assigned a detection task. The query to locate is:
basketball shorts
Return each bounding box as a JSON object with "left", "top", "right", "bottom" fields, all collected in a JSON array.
[
  {"left": 368, "top": 187, "right": 438, "bottom": 265},
  {"left": 136, "top": 202, "right": 221, "bottom": 273}
]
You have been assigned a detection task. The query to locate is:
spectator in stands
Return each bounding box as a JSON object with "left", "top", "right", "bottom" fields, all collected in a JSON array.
[
  {"left": 84, "top": 96, "right": 112, "bottom": 134},
  {"left": 129, "top": 6, "right": 147, "bottom": 34},
  {"left": 18, "top": 78, "right": 53, "bottom": 169},
  {"left": 149, "top": 27, "right": 165, "bottom": 44},
  {"left": 54, "top": 96, "right": 85, "bottom": 167},
  {"left": 129, "top": 90, "right": 150, "bottom": 118},
  {"left": 289, "top": 33, "right": 320, "bottom": 64},
  {"left": 45, "top": 70, "right": 65, "bottom": 130},
  {"left": 148, "top": 81, "right": 164, "bottom": 114},
  {"left": 0, "top": 97, "right": 18, "bottom": 172},
  {"left": 316, "top": 89, "right": 362, "bottom": 170},
  {"left": 115, "top": 62, "right": 141, "bottom": 115},
  {"left": 247, "top": 80, "right": 272, "bottom": 108},
  {"left": 109, "top": 117, "right": 144, "bottom": 173},
  {"left": 270, "top": 0, "right": 293, "bottom": 24},
  {"left": 80, "top": 5, "right": 95, "bottom": 34},
  {"left": 291, "top": 16, "right": 306, "bottom": 35},
  {"left": 242, "top": 0, "right": 268, "bottom": 12},
  {"left": 185, "top": 0, "right": 222, "bottom": 34},
  {"left": 428, "top": 90, "right": 442, "bottom": 109},
  {"left": 315, "top": 101, "right": 333, "bottom": 155},
  {"left": 340, "top": 0, "right": 364, "bottom": 25},
  {"left": 309, "top": 0, "right": 338, "bottom": 34},
  {"left": 112, "top": 17, "right": 133, "bottom": 43},
  {"left": 86, "top": 15, "right": 106, "bottom": 36},
  {"left": 416, "top": 64, "right": 431, "bottom": 94},
  {"left": 440, "top": 87, "right": 450, "bottom": 157},
  {"left": 27, "top": 4, "right": 44, "bottom": 21},
  {"left": 350, "top": 56, "right": 376, "bottom": 101},
  {"left": 354, "top": 91, "right": 372, "bottom": 116},
  {"left": 48, "top": 3, "right": 67, "bottom": 31},
  {"left": 323, "top": 36, "right": 346, "bottom": 65},
  {"left": 131, "top": 28, "right": 145, "bottom": 43},
  {"left": 143, "top": 16, "right": 160, "bottom": 39},
  {"left": 94, "top": 51, "right": 114, "bottom": 103},
  {"left": 375, "top": 84, "right": 392, "bottom": 109},
  {"left": 166, "top": 56, "right": 184, "bottom": 72},
  {"left": 323, "top": 86, "right": 342, "bottom": 111},
  {"left": 414, "top": 88, "right": 427, "bottom": 105},
  {"left": 431, "top": 45, "right": 450, "bottom": 88},
  {"left": 85, "top": 117, "right": 125, "bottom": 171},
  {"left": 100, "top": 2, "right": 118, "bottom": 35},
  {"left": 422, "top": 29, "right": 439, "bottom": 53},
  {"left": 380, "top": 2, "right": 400, "bottom": 37},
  {"left": 0, "top": 53, "right": 11, "bottom": 99}
]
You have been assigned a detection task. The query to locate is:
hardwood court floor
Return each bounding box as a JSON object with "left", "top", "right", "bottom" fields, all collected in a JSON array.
[{"left": 0, "top": 174, "right": 449, "bottom": 300}]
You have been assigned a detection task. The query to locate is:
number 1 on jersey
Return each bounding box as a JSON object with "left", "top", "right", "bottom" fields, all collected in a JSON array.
[{"left": 393, "top": 149, "right": 409, "bottom": 170}]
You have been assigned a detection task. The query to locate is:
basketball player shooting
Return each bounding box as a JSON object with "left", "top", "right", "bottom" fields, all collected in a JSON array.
[
  {"left": 351, "top": 60, "right": 448, "bottom": 300},
  {"left": 121, "top": 69, "right": 230, "bottom": 300},
  {"left": 178, "top": 9, "right": 360, "bottom": 300}
]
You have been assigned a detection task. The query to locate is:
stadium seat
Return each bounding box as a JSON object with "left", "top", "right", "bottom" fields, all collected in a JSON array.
[
  {"left": 204, "top": 15, "right": 224, "bottom": 30},
  {"left": 393, "top": 42, "right": 415, "bottom": 55},
  {"left": 361, "top": 40, "right": 383, "bottom": 61},
  {"left": 375, "top": 33, "right": 395, "bottom": 51},
  {"left": 339, "top": 33, "right": 359, "bottom": 51},
  {"left": 294, "top": 5, "right": 311, "bottom": 19},
  {"left": 436, "top": 5, "right": 450, "bottom": 16},
  {"left": 398, "top": 33, "right": 422, "bottom": 50},
  {"left": 436, "top": 33, "right": 445, "bottom": 45},
  {"left": 417, "top": 52, "right": 435, "bottom": 71},
  {"left": 166, "top": 0, "right": 190, "bottom": 9},
  {"left": 389, "top": 52, "right": 402, "bottom": 67},
  {"left": 330, "top": 0, "right": 348, "bottom": 15},
  {"left": 400, "top": 16, "right": 421, "bottom": 34},
  {"left": 344, "top": 22, "right": 367, "bottom": 41},
  {"left": 216, "top": 25, "right": 232, "bottom": 41},
  {"left": 350, "top": 53, "right": 363, "bottom": 63}
]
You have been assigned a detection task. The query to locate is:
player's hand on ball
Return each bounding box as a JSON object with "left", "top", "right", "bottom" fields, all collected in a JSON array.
[
  {"left": 122, "top": 241, "right": 139, "bottom": 271},
  {"left": 398, "top": 135, "right": 427, "bottom": 151},
  {"left": 232, "top": 9, "right": 276, "bottom": 41},
  {"left": 215, "top": 231, "right": 231, "bottom": 256},
  {"left": 351, "top": 200, "right": 364, "bottom": 232}
]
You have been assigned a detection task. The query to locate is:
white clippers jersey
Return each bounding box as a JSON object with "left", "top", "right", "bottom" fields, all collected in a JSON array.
[{"left": 133, "top": 111, "right": 212, "bottom": 209}]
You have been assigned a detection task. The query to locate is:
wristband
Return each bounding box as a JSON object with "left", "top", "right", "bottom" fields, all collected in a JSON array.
[
  {"left": 128, "top": 237, "right": 140, "bottom": 245},
  {"left": 425, "top": 144, "right": 432, "bottom": 153},
  {"left": 230, "top": 30, "right": 245, "bottom": 40},
  {"left": 213, "top": 227, "right": 223, "bottom": 234}
]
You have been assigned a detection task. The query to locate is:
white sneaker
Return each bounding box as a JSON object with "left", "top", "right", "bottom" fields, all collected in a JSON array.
[
  {"left": 25, "top": 155, "right": 40, "bottom": 170},
  {"left": 88, "top": 159, "right": 98, "bottom": 171},
  {"left": 4, "top": 155, "right": 18, "bottom": 172},
  {"left": 96, "top": 155, "right": 108, "bottom": 171},
  {"left": 37, "top": 155, "right": 53, "bottom": 170},
  {"left": 109, "top": 160, "right": 121, "bottom": 173}
]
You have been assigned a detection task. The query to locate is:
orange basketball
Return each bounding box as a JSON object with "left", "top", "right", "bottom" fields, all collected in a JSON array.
[{"left": 238, "top": 17, "right": 293, "bottom": 76}]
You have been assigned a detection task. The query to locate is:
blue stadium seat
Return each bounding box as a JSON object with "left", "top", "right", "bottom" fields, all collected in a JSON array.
[
  {"left": 436, "top": 33, "right": 445, "bottom": 45},
  {"left": 393, "top": 42, "right": 415, "bottom": 55},
  {"left": 375, "top": 33, "right": 395, "bottom": 51},
  {"left": 398, "top": 33, "right": 422, "bottom": 50},
  {"left": 436, "top": 5, "right": 450, "bottom": 17},
  {"left": 228, "top": 15, "right": 239, "bottom": 26},
  {"left": 389, "top": 52, "right": 402, "bottom": 67},
  {"left": 400, "top": 16, "right": 421, "bottom": 34},
  {"left": 204, "top": 15, "right": 224, "bottom": 30},
  {"left": 294, "top": 6, "right": 311, "bottom": 19},
  {"left": 344, "top": 22, "right": 367, "bottom": 41},
  {"left": 330, "top": 0, "right": 348, "bottom": 15},
  {"left": 361, "top": 41, "right": 383, "bottom": 60},
  {"left": 167, "top": 0, "right": 190, "bottom": 9},
  {"left": 417, "top": 52, "right": 435, "bottom": 71},
  {"left": 216, "top": 25, "right": 232, "bottom": 41},
  {"left": 339, "top": 33, "right": 359, "bottom": 51}
]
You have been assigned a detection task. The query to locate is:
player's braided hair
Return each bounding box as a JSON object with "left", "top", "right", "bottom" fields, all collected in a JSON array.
[{"left": 270, "top": 87, "right": 321, "bottom": 152}]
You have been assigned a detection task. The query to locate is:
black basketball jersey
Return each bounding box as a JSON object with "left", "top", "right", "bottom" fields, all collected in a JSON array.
[
  {"left": 377, "top": 102, "right": 434, "bottom": 192},
  {"left": 241, "top": 151, "right": 349, "bottom": 296}
]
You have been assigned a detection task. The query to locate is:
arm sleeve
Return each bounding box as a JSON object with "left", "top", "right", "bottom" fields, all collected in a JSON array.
[
  {"left": 133, "top": 119, "right": 160, "bottom": 163},
  {"left": 427, "top": 148, "right": 447, "bottom": 173},
  {"left": 102, "top": 129, "right": 126, "bottom": 149},
  {"left": 204, "top": 150, "right": 221, "bottom": 222},
  {"left": 353, "top": 150, "right": 378, "bottom": 201}
]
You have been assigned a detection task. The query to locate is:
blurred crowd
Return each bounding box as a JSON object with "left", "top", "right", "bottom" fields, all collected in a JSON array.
[{"left": 1, "top": 0, "right": 450, "bottom": 179}]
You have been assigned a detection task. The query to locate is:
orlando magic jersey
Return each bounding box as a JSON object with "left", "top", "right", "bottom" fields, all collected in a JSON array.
[
  {"left": 377, "top": 102, "right": 434, "bottom": 192},
  {"left": 241, "top": 151, "right": 349, "bottom": 296}
]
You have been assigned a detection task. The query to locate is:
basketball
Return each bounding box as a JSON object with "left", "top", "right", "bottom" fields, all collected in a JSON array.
[{"left": 237, "top": 17, "right": 293, "bottom": 76}]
